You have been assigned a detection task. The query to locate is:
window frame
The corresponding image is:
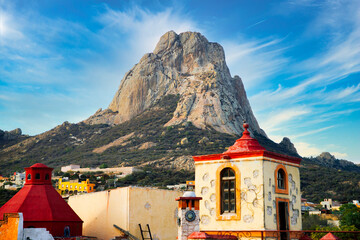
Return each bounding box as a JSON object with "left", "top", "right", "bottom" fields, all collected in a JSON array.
[
  {"left": 220, "top": 168, "right": 236, "bottom": 214},
  {"left": 216, "top": 163, "right": 241, "bottom": 221},
  {"left": 275, "top": 165, "right": 288, "bottom": 194}
]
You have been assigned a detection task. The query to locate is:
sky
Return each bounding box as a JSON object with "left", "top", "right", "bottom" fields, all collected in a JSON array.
[{"left": 0, "top": 0, "right": 359, "bottom": 163}]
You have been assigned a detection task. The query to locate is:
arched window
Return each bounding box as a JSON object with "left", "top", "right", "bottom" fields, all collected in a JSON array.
[
  {"left": 277, "top": 169, "right": 285, "bottom": 189},
  {"left": 35, "top": 173, "right": 40, "bottom": 180},
  {"left": 27, "top": 174, "right": 31, "bottom": 180},
  {"left": 45, "top": 174, "right": 50, "bottom": 180},
  {"left": 220, "top": 168, "right": 236, "bottom": 214},
  {"left": 275, "top": 165, "right": 288, "bottom": 194}
]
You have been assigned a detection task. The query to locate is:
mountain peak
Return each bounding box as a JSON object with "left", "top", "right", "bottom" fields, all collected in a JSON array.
[{"left": 85, "top": 31, "right": 266, "bottom": 137}]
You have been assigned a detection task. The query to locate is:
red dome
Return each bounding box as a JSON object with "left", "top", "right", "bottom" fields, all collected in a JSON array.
[
  {"left": 30, "top": 163, "right": 51, "bottom": 168},
  {"left": 224, "top": 123, "right": 265, "bottom": 154},
  {"left": 0, "top": 163, "right": 83, "bottom": 237}
]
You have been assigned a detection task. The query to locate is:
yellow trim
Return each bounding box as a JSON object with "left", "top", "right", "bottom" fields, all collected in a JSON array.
[{"left": 216, "top": 163, "right": 241, "bottom": 221}]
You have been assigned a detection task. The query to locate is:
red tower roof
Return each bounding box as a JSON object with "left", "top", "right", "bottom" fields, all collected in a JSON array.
[
  {"left": 0, "top": 163, "right": 83, "bottom": 236},
  {"left": 320, "top": 233, "right": 341, "bottom": 240},
  {"left": 224, "top": 123, "right": 266, "bottom": 153},
  {"left": 193, "top": 122, "right": 302, "bottom": 165},
  {"left": 30, "top": 163, "right": 51, "bottom": 168}
]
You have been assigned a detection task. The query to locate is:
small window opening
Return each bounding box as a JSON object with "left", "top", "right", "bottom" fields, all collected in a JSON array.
[
  {"left": 277, "top": 169, "right": 285, "bottom": 189},
  {"left": 35, "top": 173, "right": 41, "bottom": 180},
  {"left": 220, "top": 168, "right": 236, "bottom": 214}
]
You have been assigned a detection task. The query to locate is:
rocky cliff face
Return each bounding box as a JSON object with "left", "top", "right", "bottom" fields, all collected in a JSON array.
[
  {"left": 85, "top": 31, "right": 266, "bottom": 137},
  {"left": 0, "top": 128, "right": 22, "bottom": 141}
]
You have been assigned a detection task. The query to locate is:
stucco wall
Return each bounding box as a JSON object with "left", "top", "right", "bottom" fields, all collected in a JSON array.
[
  {"left": 68, "top": 187, "right": 129, "bottom": 239},
  {"left": 195, "top": 158, "right": 265, "bottom": 231},
  {"left": 128, "top": 187, "right": 183, "bottom": 240},
  {"left": 68, "top": 187, "right": 182, "bottom": 240},
  {"left": 0, "top": 213, "right": 21, "bottom": 240},
  {"left": 23, "top": 228, "right": 54, "bottom": 240},
  {"left": 263, "top": 161, "right": 302, "bottom": 231}
]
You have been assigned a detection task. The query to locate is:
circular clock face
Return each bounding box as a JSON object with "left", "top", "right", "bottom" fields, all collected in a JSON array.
[{"left": 185, "top": 210, "right": 196, "bottom": 222}]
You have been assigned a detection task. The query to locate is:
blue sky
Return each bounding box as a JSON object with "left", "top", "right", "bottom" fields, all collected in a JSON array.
[{"left": 0, "top": 0, "right": 359, "bottom": 163}]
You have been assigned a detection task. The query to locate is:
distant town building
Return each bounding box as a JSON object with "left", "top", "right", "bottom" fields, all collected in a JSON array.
[
  {"left": 14, "top": 172, "right": 25, "bottom": 186},
  {"left": 0, "top": 163, "right": 83, "bottom": 237},
  {"left": 353, "top": 200, "right": 360, "bottom": 208},
  {"left": 167, "top": 181, "right": 195, "bottom": 191},
  {"left": 61, "top": 164, "right": 80, "bottom": 172},
  {"left": 58, "top": 178, "right": 95, "bottom": 195},
  {"left": 60, "top": 164, "right": 139, "bottom": 176},
  {"left": 321, "top": 199, "right": 333, "bottom": 210}
]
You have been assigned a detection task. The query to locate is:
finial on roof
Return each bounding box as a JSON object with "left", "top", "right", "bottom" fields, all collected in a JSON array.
[
  {"left": 242, "top": 122, "right": 250, "bottom": 137},
  {"left": 223, "top": 121, "right": 265, "bottom": 154}
]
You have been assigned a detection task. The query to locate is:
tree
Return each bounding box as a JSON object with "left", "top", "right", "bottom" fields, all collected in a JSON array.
[
  {"left": 339, "top": 203, "right": 360, "bottom": 229},
  {"left": 99, "top": 163, "right": 108, "bottom": 169}
]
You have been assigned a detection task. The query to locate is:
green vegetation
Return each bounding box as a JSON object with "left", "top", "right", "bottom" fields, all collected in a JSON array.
[
  {"left": 310, "top": 225, "right": 359, "bottom": 240},
  {"left": 339, "top": 204, "right": 360, "bottom": 229},
  {"left": 302, "top": 213, "right": 329, "bottom": 230},
  {"left": 117, "top": 166, "right": 194, "bottom": 187},
  {"left": 0, "top": 95, "right": 237, "bottom": 175},
  {"left": 300, "top": 159, "right": 360, "bottom": 202},
  {"left": 0, "top": 94, "right": 359, "bottom": 203},
  {"left": 0, "top": 189, "right": 19, "bottom": 208},
  {"left": 302, "top": 204, "right": 360, "bottom": 239}
]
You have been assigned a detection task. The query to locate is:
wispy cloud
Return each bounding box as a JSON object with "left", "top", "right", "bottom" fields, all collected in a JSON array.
[
  {"left": 260, "top": 107, "right": 310, "bottom": 132},
  {"left": 292, "top": 125, "right": 335, "bottom": 139},
  {"left": 222, "top": 37, "right": 289, "bottom": 89},
  {"left": 0, "top": 3, "right": 199, "bottom": 135},
  {"left": 97, "top": 6, "right": 199, "bottom": 62}
]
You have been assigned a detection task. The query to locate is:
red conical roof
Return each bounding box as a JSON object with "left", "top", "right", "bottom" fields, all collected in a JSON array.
[
  {"left": 224, "top": 123, "right": 266, "bottom": 154},
  {"left": 320, "top": 233, "right": 341, "bottom": 240},
  {"left": 0, "top": 163, "right": 82, "bottom": 223}
]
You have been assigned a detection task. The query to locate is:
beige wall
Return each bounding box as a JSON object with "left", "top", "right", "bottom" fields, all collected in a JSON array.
[
  {"left": 263, "top": 160, "right": 302, "bottom": 231},
  {"left": 68, "top": 187, "right": 182, "bottom": 240},
  {"left": 195, "top": 156, "right": 302, "bottom": 232},
  {"left": 195, "top": 157, "right": 265, "bottom": 231},
  {"left": 128, "top": 187, "right": 182, "bottom": 240}
]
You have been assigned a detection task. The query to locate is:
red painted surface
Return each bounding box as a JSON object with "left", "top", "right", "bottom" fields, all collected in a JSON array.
[
  {"left": 224, "top": 123, "right": 266, "bottom": 153},
  {"left": 175, "top": 197, "right": 202, "bottom": 201},
  {"left": 193, "top": 123, "right": 302, "bottom": 165},
  {"left": 188, "top": 232, "right": 237, "bottom": 239},
  {"left": 300, "top": 235, "right": 314, "bottom": 240},
  {"left": 0, "top": 163, "right": 83, "bottom": 237},
  {"left": 320, "top": 233, "right": 341, "bottom": 240}
]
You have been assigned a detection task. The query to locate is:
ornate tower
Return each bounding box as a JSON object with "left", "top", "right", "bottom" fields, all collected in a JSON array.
[
  {"left": 193, "top": 123, "right": 302, "bottom": 238},
  {"left": 176, "top": 191, "right": 202, "bottom": 240}
]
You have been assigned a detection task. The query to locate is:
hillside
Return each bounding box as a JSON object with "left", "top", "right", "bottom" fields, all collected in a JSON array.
[
  {"left": 0, "top": 94, "right": 296, "bottom": 175},
  {"left": 300, "top": 157, "right": 360, "bottom": 202},
  {"left": 0, "top": 30, "right": 358, "bottom": 203}
]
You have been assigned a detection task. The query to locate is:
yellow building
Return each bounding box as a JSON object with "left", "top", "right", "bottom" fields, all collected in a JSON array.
[{"left": 58, "top": 178, "right": 95, "bottom": 195}]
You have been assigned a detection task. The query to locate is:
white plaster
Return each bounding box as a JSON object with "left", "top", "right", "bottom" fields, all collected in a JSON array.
[{"left": 23, "top": 228, "right": 54, "bottom": 240}]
